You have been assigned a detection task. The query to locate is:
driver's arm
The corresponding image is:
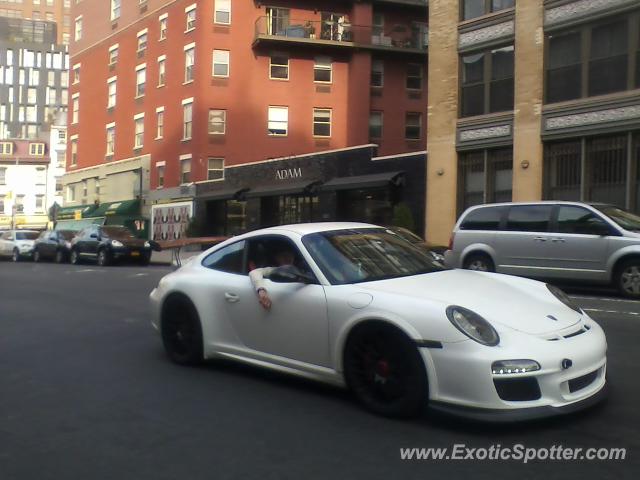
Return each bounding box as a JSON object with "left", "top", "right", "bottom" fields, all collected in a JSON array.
[{"left": 249, "top": 267, "right": 276, "bottom": 310}]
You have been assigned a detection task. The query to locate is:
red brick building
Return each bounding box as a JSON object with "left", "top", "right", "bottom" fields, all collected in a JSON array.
[{"left": 63, "top": 0, "right": 428, "bottom": 237}]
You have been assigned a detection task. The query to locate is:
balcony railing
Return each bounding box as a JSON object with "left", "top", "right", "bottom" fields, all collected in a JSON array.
[{"left": 254, "top": 17, "right": 428, "bottom": 52}]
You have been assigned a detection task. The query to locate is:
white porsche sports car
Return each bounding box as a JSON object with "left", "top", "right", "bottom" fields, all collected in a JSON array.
[{"left": 150, "top": 223, "right": 607, "bottom": 421}]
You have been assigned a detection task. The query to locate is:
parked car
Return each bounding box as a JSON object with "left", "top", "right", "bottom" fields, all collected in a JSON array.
[
  {"left": 0, "top": 230, "right": 40, "bottom": 262},
  {"left": 445, "top": 201, "right": 640, "bottom": 298},
  {"left": 70, "top": 225, "right": 153, "bottom": 266},
  {"left": 33, "top": 230, "right": 75, "bottom": 263},
  {"left": 150, "top": 222, "right": 607, "bottom": 421},
  {"left": 385, "top": 225, "right": 447, "bottom": 267}
]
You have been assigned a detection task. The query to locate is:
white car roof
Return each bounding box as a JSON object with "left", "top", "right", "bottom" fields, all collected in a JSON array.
[{"left": 253, "top": 222, "right": 380, "bottom": 236}]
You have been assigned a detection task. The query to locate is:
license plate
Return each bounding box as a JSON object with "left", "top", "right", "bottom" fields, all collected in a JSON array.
[{"left": 131, "top": 251, "right": 141, "bottom": 257}]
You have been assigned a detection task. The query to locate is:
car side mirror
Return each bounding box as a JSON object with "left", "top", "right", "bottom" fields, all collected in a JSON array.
[
  {"left": 90, "top": 233, "right": 98, "bottom": 239},
  {"left": 148, "top": 240, "right": 162, "bottom": 252},
  {"left": 269, "top": 265, "right": 315, "bottom": 284}
]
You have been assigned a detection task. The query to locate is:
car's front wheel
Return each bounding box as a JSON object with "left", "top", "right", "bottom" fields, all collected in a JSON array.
[
  {"left": 33, "top": 248, "right": 41, "bottom": 263},
  {"left": 161, "top": 296, "right": 203, "bottom": 365},
  {"left": 616, "top": 258, "right": 640, "bottom": 299},
  {"left": 97, "top": 248, "right": 111, "bottom": 267},
  {"left": 12, "top": 249, "right": 20, "bottom": 263},
  {"left": 344, "top": 322, "right": 428, "bottom": 418},
  {"left": 55, "top": 249, "right": 65, "bottom": 264},
  {"left": 70, "top": 249, "right": 80, "bottom": 265}
]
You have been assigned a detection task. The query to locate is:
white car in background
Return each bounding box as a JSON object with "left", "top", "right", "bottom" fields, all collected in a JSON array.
[
  {"left": 0, "top": 230, "right": 40, "bottom": 262},
  {"left": 150, "top": 223, "right": 608, "bottom": 421}
]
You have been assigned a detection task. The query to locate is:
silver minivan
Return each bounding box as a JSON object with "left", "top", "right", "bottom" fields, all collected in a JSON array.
[{"left": 444, "top": 202, "right": 640, "bottom": 298}]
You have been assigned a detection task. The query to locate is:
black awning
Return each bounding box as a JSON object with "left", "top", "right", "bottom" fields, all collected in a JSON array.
[
  {"left": 201, "top": 188, "right": 249, "bottom": 201},
  {"left": 322, "top": 171, "right": 405, "bottom": 191},
  {"left": 246, "top": 180, "right": 321, "bottom": 198}
]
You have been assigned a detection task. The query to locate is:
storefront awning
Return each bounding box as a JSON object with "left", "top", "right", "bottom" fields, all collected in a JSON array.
[
  {"left": 322, "top": 171, "right": 405, "bottom": 191},
  {"left": 201, "top": 188, "right": 250, "bottom": 201},
  {"left": 246, "top": 180, "right": 322, "bottom": 198},
  {"left": 90, "top": 199, "right": 141, "bottom": 217},
  {"left": 55, "top": 217, "right": 105, "bottom": 232},
  {"left": 55, "top": 204, "right": 99, "bottom": 221}
]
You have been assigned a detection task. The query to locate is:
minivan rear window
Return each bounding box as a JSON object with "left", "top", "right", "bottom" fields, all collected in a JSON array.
[
  {"left": 506, "top": 205, "right": 553, "bottom": 232},
  {"left": 460, "top": 207, "right": 504, "bottom": 231}
]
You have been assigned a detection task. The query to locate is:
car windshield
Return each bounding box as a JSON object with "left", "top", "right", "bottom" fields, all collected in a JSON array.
[
  {"left": 57, "top": 231, "right": 75, "bottom": 240},
  {"left": 388, "top": 226, "right": 423, "bottom": 244},
  {"left": 302, "top": 228, "right": 442, "bottom": 285},
  {"left": 102, "top": 226, "right": 136, "bottom": 239},
  {"left": 16, "top": 232, "right": 39, "bottom": 240},
  {"left": 594, "top": 205, "right": 640, "bottom": 232}
]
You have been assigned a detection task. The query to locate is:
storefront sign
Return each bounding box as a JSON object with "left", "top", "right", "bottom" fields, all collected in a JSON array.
[{"left": 275, "top": 167, "right": 303, "bottom": 181}]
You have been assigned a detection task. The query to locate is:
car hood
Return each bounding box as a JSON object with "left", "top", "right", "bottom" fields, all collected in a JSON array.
[
  {"left": 114, "top": 238, "right": 147, "bottom": 248},
  {"left": 16, "top": 240, "right": 35, "bottom": 247},
  {"left": 358, "top": 270, "right": 582, "bottom": 335}
]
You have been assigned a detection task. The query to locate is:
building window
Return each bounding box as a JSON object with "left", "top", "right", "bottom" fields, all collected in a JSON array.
[
  {"left": 0, "top": 167, "right": 6, "bottom": 185},
  {"left": 29, "top": 143, "right": 45, "bottom": 156},
  {"left": 314, "top": 57, "right": 332, "bottom": 83},
  {"left": 0, "top": 195, "right": 4, "bottom": 214},
  {"left": 106, "top": 125, "right": 115, "bottom": 156},
  {"left": 36, "top": 195, "right": 44, "bottom": 212},
  {"left": 74, "top": 16, "right": 82, "bottom": 41},
  {"left": 406, "top": 63, "right": 423, "bottom": 90},
  {"left": 185, "top": 4, "right": 196, "bottom": 32},
  {"left": 461, "top": 45, "right": 514, "bottom": 117},
  {"left": 134, "top": 115, "right": 144, "bottom": 149},
  {"left": 462, "top": 0, "right": 515, "bottom": 21},
  {"left": 107, "top": 77, "right": 117, "bottom": 108},
  {"left": 215, "top": 0, "right": 231, "bottom": 25},
  {"left": 183, "top": 100, "right": 193, "bottom": 140},
  {"left": 135, "top": 65, "right": 146, "bottom": 97},
  {"left": 156, "top": 108, "right": 164, "bottom": 139},
  {"left": 159, "top": 14, "right": 168, "bottom": 40},
  {"left": 157, "top": 165, "right": 165, "bottom": 188},
  {"left": 0, "top": 142, "right": 13, "bottom": 155},
  {"left": 313, "top": 108, "right": 331, "bottom": 137},
  {"left": 72, "top": 94, "right": 79, "bottom": 123},
  {"left": 270, "top": 54, "right": 289, "bottom": 80},
  {"left": 184, "top": 46, "right": 195, "bottom": 83},
  {"left": 208, "top": 109, "right": 226, "bottom": 134},
  {"left": 543, "top": 140, "right": 581, "bottom": 201},
  {"left": 67, "top": 185, "right": 75, "bottom": 202},
  {"left": 458, "top": 148, "right": 513, "bottom": 213},
  {"left": 70, "top": 137, "right": 78, "bottom": 166},
  {"left": 158, "top": 56, "right": 166, "bottom": 86},
  {"left": 265, "top": 7, "right": 290, "bottom": 35},
  {"left": 180, "top": 157, "right": 191, "bottom": 184},
  {"left": 369, "top": 111, "right": 383, "bottom": 139},
  {"left": 137, "top": 30, "right": 148, "bottom": 55},
  {"left": 109, "top": 45, "right": 119, "bottom": 65},
  {"left": 207, "top": 158, "right": 224, "bottom": 181},
  {"left": 546, "top": 15, "right": 640, "bottom": 104},
  {"left": 72, "top": 64, "right": 80, "bottom": 84},
  {"left": 212, "top": 50, "right": 229, "bottom": 77},
  {"left": 405, "top": 112, "right": 422, "bottom": 140},
  {"left": 110, "top": 0, "right": 121, "bottom": 21},
  {"left": 35, "top": 167, "right": 46, "bottom": 185},
  {"left": 371, "top": 59, "right": 384, "bottom": 87},
  {"left": 268, "top": 106, "right": 288, "bottom": 136}
]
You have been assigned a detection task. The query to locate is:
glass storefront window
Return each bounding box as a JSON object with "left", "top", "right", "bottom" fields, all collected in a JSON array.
[
  {"left": 587, "top": 135, "right": 627, "bottom": 207},
  {"left": 544, "top": 140, "right": 582, "bottom": 201},
  {"left": 337, "top": 187, "right": 393, "bottom": 226},
  {"left": 458, "top": 148, "right": 513, "bottom": 212},
  {"left": 226, "top": 200, "right": 247, "bottom": 236}
]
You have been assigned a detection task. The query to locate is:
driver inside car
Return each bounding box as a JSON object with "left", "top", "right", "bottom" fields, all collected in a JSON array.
[{"left": 249, "top": 247, "right": 296, "bottom": 311}]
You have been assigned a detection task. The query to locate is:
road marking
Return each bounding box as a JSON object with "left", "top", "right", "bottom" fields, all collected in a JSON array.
[
  {"left": 570, "top": 295, "right": 640, "bottom": 304},
  {"left": 583, "top": 308, "right": 639, "bottom": 317},
  {"left": 131, "top": 273, "right": 148, "bottom": 277}
]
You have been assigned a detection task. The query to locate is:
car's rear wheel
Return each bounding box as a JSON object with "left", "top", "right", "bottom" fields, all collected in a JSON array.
[
  {"left": 97, "top": 249, "right": 111, "bottom": 267},
  {"left": 55, "top": 249, "right": 65, "bottom": 264},
  {"left": 161, "top": 296, "right": 203, "bottom": 365},
  {"left": 615, "top": 259, "right": 640, "bottom": 299},
  {"left": 12, "top": 249, "right": 20, "bottom": 263},
  {"left": 344, "top": 322, "right": 428, "bottom": 418},
  {"left": 33, "top": 248, "right": 41, "bottom": 263},
  {"left": 463, "top": 253, "right": 495, "bottom": 273},
  {"left": 70, "top": 249, "right": 80, "bottom": 265}
]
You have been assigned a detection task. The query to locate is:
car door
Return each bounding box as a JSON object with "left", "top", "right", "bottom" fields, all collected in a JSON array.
[
  {"left": 84, "top": 226, "right": 101, "bottom": 258},
  {"left": 542, "top": 205, "right": 612, "bottom": 281},
  {"left": 0, "top": 232, "right": 9, "bottom": 256},
  {"left": 204, "top": 235, "right": 330, "bottom": 368},
  {"left": 494, "top": 204, "right": 555, "bottom": 277},
  {"left": 41, "top": 231, "right": 55, "bottom": 258}
]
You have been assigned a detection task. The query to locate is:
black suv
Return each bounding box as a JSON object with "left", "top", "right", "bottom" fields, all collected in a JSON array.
[
  {"left": 33, "top": 230, "right": 75, "bottom": 263},
  {"left": 70, "top": 225, "right": 152, "bottom": 266}
]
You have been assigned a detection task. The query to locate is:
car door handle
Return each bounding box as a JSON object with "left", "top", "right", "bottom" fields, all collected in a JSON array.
[
  {"left": 551, "top": 238, "right": 566, "bottom": 243},
  {"left": 534, "top": 237, "right": 547, "bottom": 242},
  {"left": 224, "top": 292, "right": 240, "bottom": 303}
]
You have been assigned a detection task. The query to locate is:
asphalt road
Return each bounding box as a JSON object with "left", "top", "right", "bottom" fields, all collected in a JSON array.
[{"left": 1, "top": 261, "right": 639, "bottom": 480}]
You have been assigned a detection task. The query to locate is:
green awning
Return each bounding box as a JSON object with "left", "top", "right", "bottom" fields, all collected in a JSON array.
[
  {"left": 55, "top": 204, "right": 99, "bottom": 220},
  {"left": 55, "top": 217, "right": 105, "bottom": 232},
  {"left": 90, "top": 199, "right": 141, "bottom": 218}
]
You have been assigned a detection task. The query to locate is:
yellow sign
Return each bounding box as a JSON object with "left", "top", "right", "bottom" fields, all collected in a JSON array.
[{"left": 74, "top": 210, "right": 82, "bottom": 220}]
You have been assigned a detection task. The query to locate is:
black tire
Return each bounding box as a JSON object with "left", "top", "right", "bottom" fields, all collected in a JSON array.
[
  {"left": 139, "top": 252, "right": 151, "bottom": 266},
  {"left": 97, "top": 248, "right": 111, "bottom": 267},
  {"left": 463, "top": 253, "right": 495, "bottom": 273},
  {"left": 161, "top": 296, "right": 203, "bottom": 365},
  {"left": 70, "top": 249, "right": 81, "bottom": 265},
  {"left": 343, "top": 322, "right": 428, "bottom": 418},
  {"left": 33, "top": 248, "right": 41, "bottom": 263},
  {"left": 12, "top": 249, "right": 20, "bottom": 263},
  {"left": 615, "top": 259, "right": 640, "bottom": 299},
  {"left": 55, "top": 249, "right": 65, "bottom": 264}
]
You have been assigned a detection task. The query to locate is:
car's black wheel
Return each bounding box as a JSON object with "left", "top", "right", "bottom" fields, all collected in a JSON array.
[
  {"left": 12, "top": 249, "right": 20, "bottom": 263},
  {"left": 55, "top": 249, "right": 65, "bottom": 264},
  {"left": 463, "top": 253, "right": 495, "bottom": 273},
  {"left": 70, "top": 249, "right": 80, "bottom": 265},
  {"left": 97, "top": 248, "right": 111, "bottom": 267},
  {"left": 615, "top": 259, "right": 640, "bottom": 299},
  {"left": 344, "top": 322, "right": 428, "bottom": 418},
  {"left": 139, "top": 253, "right": 151, "bottom": 266},
  {"left": 33, "top": 248, "right": 42, "bottom": 263},
  {"left": 161, "top": 296, "right": 203, "bottom": 365}
]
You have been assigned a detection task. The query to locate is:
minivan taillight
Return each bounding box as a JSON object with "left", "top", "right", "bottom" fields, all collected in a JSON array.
[{"left": 448, "top": 233, "right": 455, "bottom": 250}]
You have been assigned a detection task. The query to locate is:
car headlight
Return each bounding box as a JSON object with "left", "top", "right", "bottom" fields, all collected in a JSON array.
[
  {"left": 547, "top": 284, "right": 582, "bottom": 314},
  {"left": 144, "top": 241, "right": 150, "bottom": 248},
  {"left": 446, "top": 306, "right": 500, "bottom": 346},
  {"left": 491, "top": 360, "right": 540, "bottom": 375},
  {"left": 65, "top": 241, "right": 71, "bottom": 249},
  {"left": 111, "top": 240, "right": 124, "bottom": 248}
]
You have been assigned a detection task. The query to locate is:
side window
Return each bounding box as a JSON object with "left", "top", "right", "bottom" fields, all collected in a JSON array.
[
  {"left": 247, "top": 235, "right": 312, "bottom": 276},
  {"left": 555, "top": 206, "right": 610, "bottom": 235},
  {"left": 506, "top": 205, "right": 553, "bottom": 232},
  {"left": 460, "top": 207, "right": 504, "bottom": 231},
  {"left": 202, "top": 240, "right": 246, "bottom": 274}
]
